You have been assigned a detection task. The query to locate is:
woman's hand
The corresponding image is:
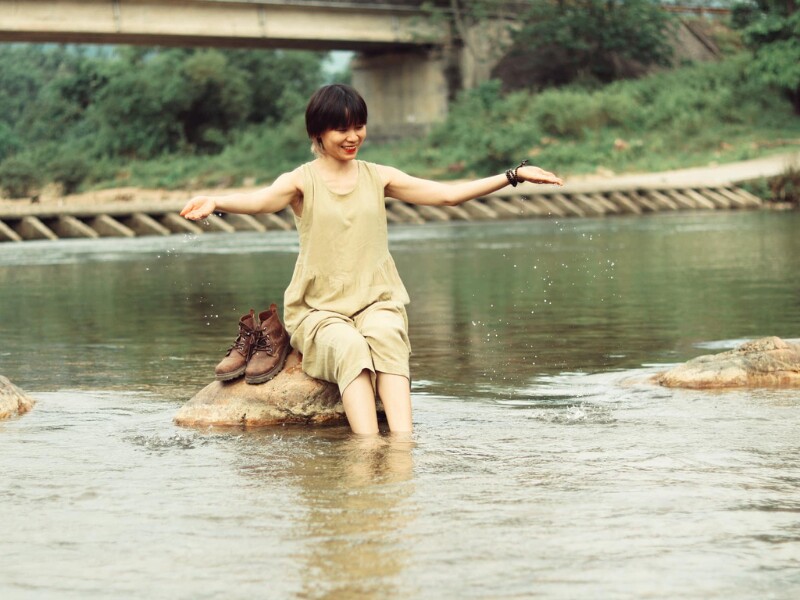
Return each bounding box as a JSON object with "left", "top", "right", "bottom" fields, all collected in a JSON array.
[
  {"left": 517, "top": 165, "right": 563, "bottom": 187},
  {"left": 180, "top": 196, "right": 216, "bottom": 221}
]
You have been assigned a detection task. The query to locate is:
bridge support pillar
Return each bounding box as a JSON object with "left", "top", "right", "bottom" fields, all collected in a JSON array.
[{"left": 352, "top": 49, "right": 455, "bottom": 142}]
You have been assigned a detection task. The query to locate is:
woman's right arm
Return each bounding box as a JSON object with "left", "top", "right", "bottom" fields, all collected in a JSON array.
[{"left": 180, "top": 168, "right": 303, "bottom": 221}]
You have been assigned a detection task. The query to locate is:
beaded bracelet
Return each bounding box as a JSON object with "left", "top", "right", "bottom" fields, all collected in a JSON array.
[{"left": 505, "top": 159, "right": 529, "bottom": 187}]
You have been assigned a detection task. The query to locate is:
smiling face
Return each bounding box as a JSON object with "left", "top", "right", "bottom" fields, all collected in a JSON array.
[
  {"left": 318, "top": 124, "right": 367, "bottom": 161},
  {"left": 305, "top": 84, "right": 369, "bottom": 161}
]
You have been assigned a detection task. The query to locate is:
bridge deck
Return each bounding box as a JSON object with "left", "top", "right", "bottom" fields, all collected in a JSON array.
[{"left": 0, "top": 0, "right": 444, "bottom": 50}]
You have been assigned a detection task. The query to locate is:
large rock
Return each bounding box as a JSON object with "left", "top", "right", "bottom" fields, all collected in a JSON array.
[
  {"left": 175, "top": 350, "right": 348, "bottom": 428},
  {"left": 655, "top": 337, "right": 800, "bottom": 389},
  {"left": 0, "top": 376, "right": 35, "bottom": 420}
]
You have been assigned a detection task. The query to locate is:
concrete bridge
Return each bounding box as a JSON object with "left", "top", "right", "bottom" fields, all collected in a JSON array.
[{"left": 0, "top": 0, "right": 462, "bottom": 139}]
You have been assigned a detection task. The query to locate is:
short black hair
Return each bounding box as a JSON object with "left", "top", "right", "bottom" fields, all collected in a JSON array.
[{"left": 305, "top": 84, "right": 368, "bottom": 140}]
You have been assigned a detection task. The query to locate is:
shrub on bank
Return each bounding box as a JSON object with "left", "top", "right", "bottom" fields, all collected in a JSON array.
[
  {"left": 114, "top": 115, "right": 311, "bottom": 190},
  {"left": 0, "top": 156, "right": 41, "bottom": 199},
  {"left": 399, "top": 53, "right": 800, "bottom": 179},
  {"left": 49, "top": 155, "right": 90, "bottom": 195},
  {"left": 769, "top": 167, "right": 800, "bottom": 204}
]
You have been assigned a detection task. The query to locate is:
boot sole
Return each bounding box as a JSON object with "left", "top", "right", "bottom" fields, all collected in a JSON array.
[
  {"left": 245, "top": 344, "right": 290, "bottom": 385},
  {"left": 215, "top": 366, "right": 246, "bottom": 382}
]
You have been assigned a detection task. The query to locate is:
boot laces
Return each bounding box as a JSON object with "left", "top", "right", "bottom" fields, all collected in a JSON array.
[
  {"left": 227, "top": 330, "right": 254, "bottom": 356},
  {"left": 253, "top": 331, "right": 274, "bottom": 355}
]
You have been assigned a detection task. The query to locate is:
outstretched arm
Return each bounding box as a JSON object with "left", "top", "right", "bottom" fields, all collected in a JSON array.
[
  {"left": 377, "top": 163, "right": 563, "bottom": 207},
  {"left": 180, "top": 169, "right": 303, "bottom": 221}
]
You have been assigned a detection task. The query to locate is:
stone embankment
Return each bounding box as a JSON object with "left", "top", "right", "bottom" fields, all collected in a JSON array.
[
  {"left": 0, "top": 183, "right": 763, "bottom": 243},
  {"left": 0, "top": 153, "right": 795, "bottom": 243},
  {"left": 0, "top": 376, "right": 35, "bottom": 420}
]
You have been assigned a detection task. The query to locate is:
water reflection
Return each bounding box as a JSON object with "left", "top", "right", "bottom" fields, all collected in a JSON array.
[{"left": 239, "top": 431, "right": 417, "bottom": 600}]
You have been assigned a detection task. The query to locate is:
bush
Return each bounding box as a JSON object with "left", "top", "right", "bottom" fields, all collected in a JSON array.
[
  {"left": 49, "top": 155, "right": 90, "bottom": 194},
  {"left": 426, "top": 82, "right": 544, "bottom": 173},
  {"left": 769, "top": 167, "right": 800, "bottom": 204},
  {"left": 219, "top": 114, "right": 311, "bottom": 182},
  {"left": 0, "top": 156, "right": 41, "bottom": 198},
  {"left": 0, "top": 123, "right": 21, "bottom": 162},
  {"left": 534, "top": 89, "right": 606, "bottom": 138},
  {"left": 411, "top": 52, "right": 800, "bottom": 179}
]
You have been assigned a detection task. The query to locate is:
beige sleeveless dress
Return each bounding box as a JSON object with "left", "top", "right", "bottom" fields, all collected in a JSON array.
[{"left": 283, "top": 160, "right": 412, "bottom": 394}]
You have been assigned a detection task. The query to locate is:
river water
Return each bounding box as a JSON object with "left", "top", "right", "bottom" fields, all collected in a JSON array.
[{"left": 1, "top": 211, "right": 799, "bottom": 599}]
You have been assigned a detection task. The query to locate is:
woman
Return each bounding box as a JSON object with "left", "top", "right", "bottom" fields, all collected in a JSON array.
[{"left": 181, "top": 84, "right": 562, "bottom": 435}]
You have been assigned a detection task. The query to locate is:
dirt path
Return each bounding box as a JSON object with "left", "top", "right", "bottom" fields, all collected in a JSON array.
[{"left": 560, "top": 151, "right": 800, "bottom": 194}]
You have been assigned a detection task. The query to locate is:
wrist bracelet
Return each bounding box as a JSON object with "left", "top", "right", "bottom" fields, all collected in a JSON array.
[
  {"left": 505, "top": 159, "right": 529, "bottom": 187},
  {"left": 505, "top": 169, "right": 518, "bottom": 187}
]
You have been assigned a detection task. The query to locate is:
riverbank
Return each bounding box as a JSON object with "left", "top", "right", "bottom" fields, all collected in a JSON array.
[
  {"left": 1, "top": 153, "right": 796, "bottom": 242},
  {"left": 1, "top": 152, "right": 797, "bottom": 214}
]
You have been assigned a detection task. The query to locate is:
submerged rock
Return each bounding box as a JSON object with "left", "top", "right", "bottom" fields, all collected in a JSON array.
[
  {"left": 655, "top": 337, "right": 800, "bottom": 389},
  {"left": 0, "top": 376, "right": 35, "bottom": 420},
  {"left": 174, "top": 350, "right": 348, "bottom": 428}
]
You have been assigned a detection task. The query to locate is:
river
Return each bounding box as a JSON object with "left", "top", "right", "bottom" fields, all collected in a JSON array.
[{"left": 1, "top": 211, "right": 799, "bottom": 599}]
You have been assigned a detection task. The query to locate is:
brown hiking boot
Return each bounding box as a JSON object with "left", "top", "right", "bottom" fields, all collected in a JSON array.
[
  {"left": 245, "top": 304, "right": 290, "bottom": 384},
  {"left": 214, "top": 309, "right": 257, "bottom": 382}
]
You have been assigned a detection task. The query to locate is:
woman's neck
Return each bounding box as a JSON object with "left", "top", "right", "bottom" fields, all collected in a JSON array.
[{"left": 315, "top": 155, "right": 357, "bottom": 175}]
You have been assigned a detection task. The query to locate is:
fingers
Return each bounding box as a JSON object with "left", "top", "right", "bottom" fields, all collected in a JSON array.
[
  {"left": 538, "top": 174, "right": 564, "bottom": 186},
  {"left": 518, "top": 166, "right": 563, "bottom": 186},
  {"left": 180, "top": 198, "right": 212, "bottom": 220},
  {"left": 530, "top": 174, "right": 563, "bottom": 185}
]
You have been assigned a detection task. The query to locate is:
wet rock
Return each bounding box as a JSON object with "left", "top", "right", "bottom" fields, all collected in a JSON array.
[
  {"left": 174, "top": 350, "right": 348, "bottom": 428},
  {"left": 0, "top": 376, "right": 35, "bottom": 420},
  {"left": 655, "top": 337, "right": 800, "bottom": 389}
]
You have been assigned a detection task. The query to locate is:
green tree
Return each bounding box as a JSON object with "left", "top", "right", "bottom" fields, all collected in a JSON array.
[
  {"left": 0, "top": 46, "right": 49, "bottom": 127},
  {"left": 427, "top": 1, "right": 674, "bottom": 89},
  {"left": 0, "top": 123, "right": 21, "bottom": 162},
  {"left": 733, "top": 0, "right": 800, "bottom": 114},
  {"left": 90, "top": 48, "right": 324, "bottom": 158},
  {"left": 91, "top": 50, "right": 190, "bottom": 158},
  {"left": 18, "top": 52, "right": 108, "bottom": 144},
  {"left": 226, "top": 49, "right": 325, "bottom": 124},
  {"left": 509, "top": 0, "right": 675, "bottom": 87},
  {"left": 180, "top": 50, "right": 250, "bottom": 151},
  {"left": 0, "top": 45, "right": 326, "bottom": 187}
]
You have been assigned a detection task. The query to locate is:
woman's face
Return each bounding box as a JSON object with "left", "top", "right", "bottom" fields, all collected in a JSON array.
[{"left": 318, "top": 124, "right": 367, "bottom": 161}]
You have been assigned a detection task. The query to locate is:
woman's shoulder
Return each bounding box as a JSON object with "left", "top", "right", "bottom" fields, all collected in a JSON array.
[
  {"left": 357, "top": 161, "right": 385, "bottom": 188},
  {"left": 361, "top": 162, "right": 408, "bottom": 189},
  {"left": 360, "top": 161, "right": 398, "bottom": 185},
  {"left": 291, "top": 162, "right": 315, "bottom": 185},
  {"left": 267, "top": 163, "right": 312, "bottom": 198}
]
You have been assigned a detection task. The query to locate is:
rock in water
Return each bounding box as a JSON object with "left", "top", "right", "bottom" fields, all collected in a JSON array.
[
  {"left": 655, "top": 337, "right": 800, "bottom": 389},
  {"left": 0, "top": 376, "right": 35, "bottom": 420},
  {"left": 174, "top": 350, "right": 346, "bottom": 427}
]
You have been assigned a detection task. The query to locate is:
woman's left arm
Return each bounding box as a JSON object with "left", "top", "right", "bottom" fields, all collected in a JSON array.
[{"left": 378, "top": 164, "right": 563, "bottom": 207}]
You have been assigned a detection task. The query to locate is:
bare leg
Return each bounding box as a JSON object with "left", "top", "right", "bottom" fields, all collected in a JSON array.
[
  {"left": 377, "top": 373, "right": 412, "bottom": 433},
  {"left": 341, "top": 369, "right": 379, "bottom": 435}
]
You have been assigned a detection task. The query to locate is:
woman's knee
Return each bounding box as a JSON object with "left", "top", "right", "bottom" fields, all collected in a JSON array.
[
  {"left": 359, "top": 312, "right": 407, "bottom": 347},
  {"left": 316, "top": 321, "right": 369, "bottom": 354}
]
